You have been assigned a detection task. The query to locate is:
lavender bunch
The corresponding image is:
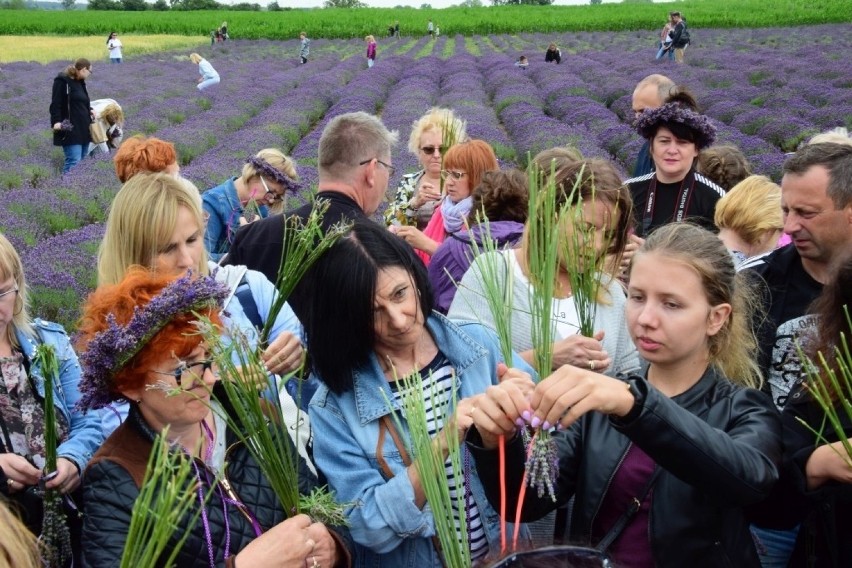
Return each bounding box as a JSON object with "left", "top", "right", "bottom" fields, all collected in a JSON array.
[
  {"left": 58, "top": 119, "right": 73, "bottom": 132},
  {"left": 32, "top": 344, "right": 71, "bottom": 568},
  {"left": 796, "top": 307, "right": 852, "bottom": 466},
  {"left": 381, "top": 368, "right": 471, "bottom": 568},
  {"left": 200, "top": 318, "right": 348, "bottom": 526},
  {"left": 260, "top": 201, "right": 350, "bottom": 345},
  {"left": 522, "top": 164, "right": 561, "bottom": 502},
  {"left": 77, "top": 272, "right": 229, "bottom": 411},
  {"left": 120, "top": 427, "right": 210, "bottom": 568}
]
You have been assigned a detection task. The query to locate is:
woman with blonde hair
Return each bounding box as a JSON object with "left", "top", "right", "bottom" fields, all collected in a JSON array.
[
  {"left": 393, "top": 139, "right": 497, "bottom": 265},
  {"left": 385, "top": 107, "right": 468, "bottom": 229},
  {"left": 0, "top": 232, "right": 103, "bottom": 560},
  {"left": 189, "top": 53, "right": 219, "bottom": 91},
  {"left": 88, "top": 98, "right": 124, "bottom": 156},
  {"left": 714, "top": 175, "right": 783, "bottom": 266},
  {"left": 202, "top": 148, "right": 300, "bottom": 262},
  {"left": 97, "top": 173, "right": 306, "bottom": 438},
  {"left": 468, "top": 223, "right": 781, "bottom": 567},
  {"left": 0, "top": 500, "right": 40, "bottom": 568}
]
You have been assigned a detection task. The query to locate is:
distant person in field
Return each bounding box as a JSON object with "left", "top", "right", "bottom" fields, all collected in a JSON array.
[
  {"left": 106, "top": 31, "right": 122, "bottom": 64},
  {"left": 436, "top": 24, "right": 440, "bottom": 37},
  {"left": 668, "top": 11, "right": 690, "bottom": 64},
  {"left": 190, "top": 53, "right": 219, "bottom": 91},
  {"left": 394, "top": 20, "right": 400, "bottom": 38},
  {"left": 387, "top": 22, "right": 395, "bottom": 38},
  {"left": 50, "top": 57, "right": 93, "bottom": 174},
  {"left": 299, "top": 31, "right": 310, "bottom": 64},
  {"left": 656, "top": 15, "right": 674, "bottom": 61},
  {"left": 365, "top": 35, "right": 377, "bottom": 68},
  {"left": 545, "top": 42, "right": 561, "bottom": 64},
  {"left": 427, "top": 19, "right": 434, "bottom": 38},
  {"left": 88, "top": 98, "right": 124, "bottom": 156},
  {"left": 515, "top": 55, "right": 529, "bottom": 69},
  {"left": 221, "top": 21, "right": 229, "bottom": 40},
  {"left": 631, "top": 73, "right": 675, "bottom": 177}
]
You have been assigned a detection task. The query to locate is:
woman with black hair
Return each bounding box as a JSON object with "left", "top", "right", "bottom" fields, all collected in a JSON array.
[
  {"left": 306, "top": 220, "right": 534, "bottom": 566},
  {"left": 625, "top": 88, "right": 724, "bottom": 239}
]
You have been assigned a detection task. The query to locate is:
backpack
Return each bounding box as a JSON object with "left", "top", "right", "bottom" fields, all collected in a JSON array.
[{"left": 681, "top": 29, "right": 691, "bottom": 45}]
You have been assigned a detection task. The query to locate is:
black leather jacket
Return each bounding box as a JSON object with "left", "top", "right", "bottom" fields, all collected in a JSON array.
[
  {"left": 82, "top": 405, "right": 352, "bottom": 567},
  {"left": 470, "top": 367, "right": 782, "bottom": 567}
]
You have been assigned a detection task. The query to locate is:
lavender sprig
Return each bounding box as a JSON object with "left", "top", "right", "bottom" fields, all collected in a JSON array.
[
  {"left": 77, "top": 272, "right": 229, "bottom": 411},
  {"left": 32, "top": 344, "right": 71, "bottom": 568},
  {"left": 59, "top": 119, "right": 74, "bottom": 132}
]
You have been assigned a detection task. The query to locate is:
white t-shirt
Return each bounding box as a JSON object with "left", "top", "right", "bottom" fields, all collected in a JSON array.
[{"left": 108, "top": 38, "right": 123, "bottom": 59}]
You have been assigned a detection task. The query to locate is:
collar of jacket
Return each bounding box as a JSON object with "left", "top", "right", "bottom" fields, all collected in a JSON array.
[
  {"left": 351, "top": 312, "right": 488, "bottom": 426},
  {"left": 631, "top": 363, "right": 727, "bottom": 413}
]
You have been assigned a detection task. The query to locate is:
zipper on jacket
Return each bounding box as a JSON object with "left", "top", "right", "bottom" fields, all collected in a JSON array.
[{"left": 216, "top": 440, "right": 263, "bottom": 530}]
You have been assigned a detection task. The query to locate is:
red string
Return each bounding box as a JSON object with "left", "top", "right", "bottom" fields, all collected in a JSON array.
[
  {"left": 498, "top": 434, "right": 507, "bottom": 555},
  {"left": 513, "top": 429, "right": 538, "bottom": 551}
]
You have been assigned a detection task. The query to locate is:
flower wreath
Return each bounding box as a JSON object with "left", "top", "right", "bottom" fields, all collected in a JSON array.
[{"left": 635, "top": 102, "right": 717, "bottom": 150}]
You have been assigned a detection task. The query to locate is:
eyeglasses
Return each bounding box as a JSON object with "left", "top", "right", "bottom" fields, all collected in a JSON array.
[
  {"left": 0, "top": 286, "right": 18, "bottom": 302},
  {"left": 151, "top": 358, "right": 218, "bottom": 389},
  {"left": 420, "top": 145, "right": 445, "bottom": 156},
  {"left": 440, "top": 169, "right": 466, "bottom": 181},
  {"left": 359, "top": 158, "right": 396, "bottom": 177},
  {"left": 259, "top": 176, "right": 284, "bottom": 203}
]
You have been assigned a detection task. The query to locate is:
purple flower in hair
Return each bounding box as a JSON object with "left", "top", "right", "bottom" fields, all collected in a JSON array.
[
  {"left": 246, "top": 155, "right": 303, "bottom": 193},
  {"left": 77, "top": 272, "right": 229, "bottom": 411},
  {"left": 635, "top": 102, "right": 717, "bottom": 149}
]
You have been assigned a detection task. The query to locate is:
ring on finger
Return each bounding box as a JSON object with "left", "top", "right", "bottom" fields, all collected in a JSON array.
[
  {"left": 305, "top": 538, "right": 316, "bottom": 551},
  {"left": 588, "top": 360, "right": 596, "bottom": 371},
  {"left": 311, "top": 556, "right": 320, "bottom": 568}
]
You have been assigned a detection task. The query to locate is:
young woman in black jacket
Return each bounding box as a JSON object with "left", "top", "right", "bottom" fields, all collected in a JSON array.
[
  {"left": 49, "top": 58, "right": 93, "bottom": 174},
  {"left": 467, "top": 223, "right": 782, "bottom": 567}
]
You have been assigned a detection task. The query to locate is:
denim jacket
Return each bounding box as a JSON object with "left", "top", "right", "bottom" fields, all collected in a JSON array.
[
  {"left": 310, "top": 313, "right": 533, "bottom": 567},
  {"left": 15, "top": 319, "right": 105, "bottom": 472},
  {"left": 202, "top": 177, "right": 269, "bottom": 262}
]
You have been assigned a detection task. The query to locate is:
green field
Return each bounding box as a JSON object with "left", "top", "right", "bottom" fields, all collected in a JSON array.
[{"left": 1, "top": 0, "right": 850, "bottom": 39}]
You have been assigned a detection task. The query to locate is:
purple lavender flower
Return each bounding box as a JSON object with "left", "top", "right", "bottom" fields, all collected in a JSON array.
[{"left": 59, "top": 119, "right": 73, "bottom": 132}]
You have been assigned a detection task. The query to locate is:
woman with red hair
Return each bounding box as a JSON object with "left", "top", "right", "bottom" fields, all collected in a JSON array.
[
  {"left": 77, "top": 268, "right": 351, "bottom": 567},
  {"left": 392, "top": 139, "right": 498, "bottom": 266},
  {"left": 112, "top": 135, "right": 179, "bottom": 183}
]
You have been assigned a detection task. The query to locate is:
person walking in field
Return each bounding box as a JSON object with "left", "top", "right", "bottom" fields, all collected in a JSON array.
[
  {"left": 427, "top": 19, "right": 434, "bottom": 38},
  {"left": 189, "top": 53, "right": 219, "bottom": 91},
  {"left": 299, "top": 31, "right": 310, "bottom": 64},
  {"left": 668, "top": 12, "right": 690, "bottom": 64},
  {"left": 50, "top": 58, "right": 93, "bottom": 173},
  {"left": 365, "top": 35, "right": 377, "bottom": 68},
  {"left": 106, "top": 31, "right": 122, "bottom": 64}
]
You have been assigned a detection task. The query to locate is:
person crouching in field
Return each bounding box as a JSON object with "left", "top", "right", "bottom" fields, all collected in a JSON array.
[
  {"left": 88, "top": 98, "right": 124, "bottom": 156},
  {"left": 190, "top": 53, "right": 219, "bottom": 91}
]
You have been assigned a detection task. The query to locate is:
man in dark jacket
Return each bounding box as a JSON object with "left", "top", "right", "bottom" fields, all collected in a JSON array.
[
  {"left": 668, "top": 12, "right": 689, "bottom": 64},
  {"left": 225, "top": 112, "right": 397, "bottom": 322}
]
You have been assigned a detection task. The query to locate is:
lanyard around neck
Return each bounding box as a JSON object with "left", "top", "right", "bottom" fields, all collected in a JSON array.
[{"left": 642, "top": 170, "right": 696, "bottom": 237}]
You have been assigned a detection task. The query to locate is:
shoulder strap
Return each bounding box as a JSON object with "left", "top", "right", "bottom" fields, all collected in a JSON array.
[
  {"left": 596, "top": 467, "right": 662, "bottom": 553},
  {"left": 234, "top": 276, "right": 263, "bottom": 334}
]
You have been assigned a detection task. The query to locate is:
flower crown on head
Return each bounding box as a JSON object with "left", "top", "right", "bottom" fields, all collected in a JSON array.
[
  {"left": 77, "top": 272, "right": 229, "bottom": 411},
  {"left": 247, "top": 155, "right": 302, "bottom": 193},
  {"left": 635, "top": 102, "right": 717, "bottom": 150}
]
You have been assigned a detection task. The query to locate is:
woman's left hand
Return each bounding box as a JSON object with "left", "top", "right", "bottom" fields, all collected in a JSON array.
[
  {"left": 531, "top": 365, "right": 635, "bottom": 430},
  {"left": 44, "top": 457, "right": 81, "bottom": 494},
  {"left": 262, "top": 332, "right": 304, "bottom": 376},
  {"left": 304, "top": 521, "right": 340, "bottom": 568},
  {"left": 391, "top": 226, "right": 437, "bottom": 254}
]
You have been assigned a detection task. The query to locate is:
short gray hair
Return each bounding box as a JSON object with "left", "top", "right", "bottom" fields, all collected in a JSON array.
[
  {"left": 318, "top": 112, "right": 398, "bottom": 180},
  {"left": 634, "top": 74, "right": 675, "bottom": 105}
]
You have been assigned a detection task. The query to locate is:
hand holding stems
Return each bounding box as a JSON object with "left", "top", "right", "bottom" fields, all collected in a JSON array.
[
  {"left": 805, "top": 438, "right": 852, "bottom": 490},
  {"left": 521, "top": 330, "right": 610, "bottom": 373},
  {"left": 0, "top": 452, "right": 41, "bottom": 490},
  {"left": 261, "top": 331, "right": 304, "bottom": 376},
  {"left": 411, "top": 183, "right": 441, "bottom": 210},
  {"left": 44, "top": 457, "right": 81, "bottom": 493},
  {"left": 469, "top": 365, "right": 537, "bottom": 450},
  {"left": 233, "top": 514, "right": 339, "bottom": 568},
  {"left": 389, "top": 225, "right": 439, "bottom": 255}
]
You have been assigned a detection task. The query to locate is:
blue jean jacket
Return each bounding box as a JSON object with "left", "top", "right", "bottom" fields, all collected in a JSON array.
[
  {"left": 15, "top": 320, "right": 105, "bottom": 472},
  {"left": 310, "top": 313, "right": 533, "bottom": 567},
  {"left": 202, "top": 177, "right": 268, "bottom": 262}
]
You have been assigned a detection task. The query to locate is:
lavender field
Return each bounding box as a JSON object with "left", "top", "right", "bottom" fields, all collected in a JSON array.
[{"left": 1, "top": 24, "right": 850, "bottom": 329}]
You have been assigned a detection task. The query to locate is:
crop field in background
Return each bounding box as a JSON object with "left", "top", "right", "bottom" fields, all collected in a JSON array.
[
  {"left": 0, "top": 23, "right": 851, "bottom": 329},
  {"left": 0, "top": 0, "right": 850, "bottom": 40},
  {"left": 0, "top": 35, "right": 207, "bottom": 64}
]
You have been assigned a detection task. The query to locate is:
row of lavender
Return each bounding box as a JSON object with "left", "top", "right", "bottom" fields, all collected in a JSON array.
[{"left": 0, "top": 24, "right": 849, "bottom": 329}]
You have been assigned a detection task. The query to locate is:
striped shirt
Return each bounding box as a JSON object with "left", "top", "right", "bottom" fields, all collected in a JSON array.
[{"left": 390, "top": 353, "right": 488, "bottom": 560}]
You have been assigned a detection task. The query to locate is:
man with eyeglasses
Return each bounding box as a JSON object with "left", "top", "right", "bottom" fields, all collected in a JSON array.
[{"left": 226, "top": 111, "right": 398, "bottom": 323}]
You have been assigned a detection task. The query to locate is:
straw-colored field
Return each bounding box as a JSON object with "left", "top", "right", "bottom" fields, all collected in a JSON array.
[{"left": 0, "top": 34, "right": 206, "bottom": 64}]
